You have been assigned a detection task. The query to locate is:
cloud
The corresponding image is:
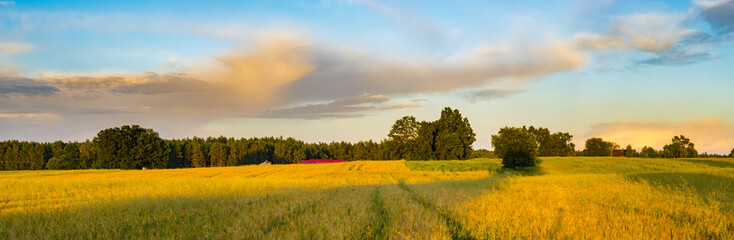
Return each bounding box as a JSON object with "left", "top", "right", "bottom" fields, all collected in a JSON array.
[
  {"left": 466, "top": 88, "right": 521, "bottom": 103},
  {"left": 281, "top": 40, "right": 588, "bottom": 104},
  {"left": 1, "top": 33, "right": 592, "bottom": 122},
  {"left": 0, "top": 9, "right": 292, "bottom": 43},
  {"left": 0, "top": 112, "right": 59, "bottom": 120},
  {"left": 70, "top": 106, "right": 153, "bottom": 114},
  {"left": 6, "top": 3, "right": 726, "bottom": 116},
  {"left": 0, "top": 63, "right": 23, "bottom": 77},
  {"left": 42, "top": 73, "right": 210, "bottom": 95},
  {"left": 582, "top": 119, "right": 734, "bottom": 154},
  {"left": 572, "top": 33, "right": 625, "bottom": 50},
  {"left": 0, "top": 37, "right": 314, "bottom": 124},
  {"left": 258, "top": 93, "right": 389, "bottom": 119},
  {"left": 609, "top": 13, "right": 699, "bottom": 53},
  {"left": 256, "top": 93, "right": 422, "bottom": 119},
  {"left": 348, "top": 0, "right": 449, "bottom": 47},
  {"left": 200, "top": 36, "right": 315, "bottom": 109},
  {"left": 0, "top": 1, "right": 14, "bottom": 7},
  {"left": 697, "top": 0, "right": 734, "bottom": 35},
  {"left": 0, "top": 42, "right": 31, "bottom": 56},
  {"left": 380, "top": 99, "right": 424, "bottom": 110},
  {"left": 574, "top": 9, "right": 727, "bottom": 66},
  {"left": 637, "top": 50, "right": 715, "bottom": 65},
  {"left": 0, "top": 77, "right": 59, "bottom": 96}
]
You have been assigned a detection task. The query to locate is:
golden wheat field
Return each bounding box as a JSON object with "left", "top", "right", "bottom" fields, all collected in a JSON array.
[{"left": 1, "top": 157, "right": 733, "bottom": 239}]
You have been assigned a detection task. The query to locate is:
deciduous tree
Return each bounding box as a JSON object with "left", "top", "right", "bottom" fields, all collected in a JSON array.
[
  {"left": 625, "top": 145, "right": 637, "bottom": 158},
  {"left": 582, "top": 138, "right": 614, "bottom": 156},
  {"left": 433, "top": 107, "right": 476, "bottom": 160},
  {"left": 639, "top": 146, "right": 658, "bottom": 158},
  {"left": 491, "top": 127, "right": 539, "bottom": 168},
  {"left": 93, "top": 125, "right": 170, "bottom": 169},
  {"left": 662, "top": 135, "right": 697, "bottom": 158}
]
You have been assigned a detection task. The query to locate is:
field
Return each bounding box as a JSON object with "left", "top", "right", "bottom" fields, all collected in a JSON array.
[{"left": 1, "top": 157, "right": 733, "bottom": 239}]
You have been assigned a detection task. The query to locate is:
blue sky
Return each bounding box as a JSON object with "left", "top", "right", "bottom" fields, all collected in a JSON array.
[{"left": 1, "top": 0, "right": 733, "bottom": 153}]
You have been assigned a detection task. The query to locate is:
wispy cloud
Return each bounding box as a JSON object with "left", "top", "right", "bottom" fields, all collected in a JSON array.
[
  {"left": 348, "top": 0, "right": 450, "bottom": 49},
  {"left": 0, "top": 9, "right": 293, "bottom": 42},
  {"left": 0, "top": 77, "right": 59, "bottom": 96},
  {"left": 609, "top": 12, "right": 698, "bottom": 53},
  {"left": 42, "top": 73, "right": 209, "bottom": 95},
  {"left": 596, "top": 11, "right": 718, "bottom": 66},
  {"left": 69, "top": 106, "right": 153, "bottom": 114},
  {"left": 258, "top": 93, "right": 389, "bottom": 119},
  {"left": 637, "top": 50, "right": 716, "bottom": 65},
  {"left": 281, "top": 39, "right": 588, "bottom": 105},
  {"left": 466, "top": 88, "right": 522, "bottom": 103},
  {"left": 697, "top": 0, "right": 734, "bottom": 35},
  {"left": 0, "top": 1, "right": 14, "bottom": 7},
  {"left": 0, "top": 42, "right": 31, "bottom": 56},
  {"left": 0, "top": 112, "right": 59, "bottom": 120},
  {"left": 582, "top": 119, "right": 734, "bottom": 154},
  {"left": 380, "top": 99, "right": 424, "bottom": 110}
]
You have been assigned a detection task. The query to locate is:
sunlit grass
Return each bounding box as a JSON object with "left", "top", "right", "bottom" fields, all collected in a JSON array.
[
  {"left": 0, "top": 161, "right": 489, "bottom": 215},
  {"left": 404, "top": 158, "right": 502, "bottom": 172},
  {"left": 1, "top": 157, "right": 733, "bottom": 239}
]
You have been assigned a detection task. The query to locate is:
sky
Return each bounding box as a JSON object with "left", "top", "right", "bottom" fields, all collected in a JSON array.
[{"left": 1, "top": 0, "right": 733, "bottom": 154}]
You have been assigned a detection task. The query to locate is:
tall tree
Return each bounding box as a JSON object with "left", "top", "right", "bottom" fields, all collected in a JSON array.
[
  {"left": 526, "top": 126, "right": 575, "bottom": 156},
  {"left": 662, "top": 135, "right": 697, "bottom": 158},
  {"left": 582, "top": 138, "right": 614, "bottom": 156},
  {"left": 190, "top": 141, "right": 207, "bottom": 167},
  {"left": 412, "top": 121, "right": 438, "bottom": 160},
  {"left": 209, "top": 142, "right": 229, "bottom": 167},
  {"left": 387, "top": 116, "right": 419, "bottom": 159},
  {"left": 50, "top": 141, "right": 65, "bottom": 160},
  {"left": 93, "top": 125, "right": 170, "bottom": 169},
  {"left": 27, "top": 143, "right": 46, "bottom": 170},
  {"left": 78, "top": 140, "right": 95, "bottom": 169},
  {"left": 46, "top": 143, "right": 81, "bottom": 170},
  {"left": 388, "top": 116, "right": 419, "bottom": 143},
  {"left": 433, "top": 107, "right": 476, "bottom": 160},
  {"left": 639, "top": 146, "right": 657, "bottom": 158},
  {"left": 625, "top": 145, "right": 637, "bottom": 158}
]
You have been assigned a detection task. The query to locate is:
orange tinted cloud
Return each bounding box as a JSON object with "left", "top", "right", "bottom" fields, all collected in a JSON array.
[
  {"left": 204, "top": 36, "right": 314, "bottom": 111},
  {"left": 6, "top": 36, "right": 315, "bottom": 117},
  {"left": 4, "top": 34, "right": 594, "bottom": 120}
]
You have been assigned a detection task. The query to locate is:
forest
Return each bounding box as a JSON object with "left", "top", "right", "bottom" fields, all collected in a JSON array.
[{"left": 1, "top": 107, "right": 732, "bottom": 171}]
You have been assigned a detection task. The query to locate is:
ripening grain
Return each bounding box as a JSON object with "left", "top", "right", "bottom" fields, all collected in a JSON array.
[{"left": 1, "top": 158, "right": 733, "bottom": 239}]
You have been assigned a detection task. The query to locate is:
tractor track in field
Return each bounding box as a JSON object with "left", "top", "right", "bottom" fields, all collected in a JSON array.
[
  {"left": 356, "top": 186, "right": 391, "bottom": 240},
  {"left": 252, "top": 168, "right": 285, "bottom": 178},
  {"left": 397, "top": 181, "right": 477, "bottom": 240},
  {"left": 260, "top": 193, "right": 327, "bottom": 235}
]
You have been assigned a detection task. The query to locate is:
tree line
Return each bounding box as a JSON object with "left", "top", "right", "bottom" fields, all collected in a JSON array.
[
  {"left": 580, "top": 135, "right": 709, "bottom": 158},
  {"left": 0, "top": 134, "right": 405, "bottom": 171},
  {"left": 2, "top": 107, "right": 732, "bottom": 171},
  {"left": 0, "top": 107, "right": 482, "bottom": 170}
]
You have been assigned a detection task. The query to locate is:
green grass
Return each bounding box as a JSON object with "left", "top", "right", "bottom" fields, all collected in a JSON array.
[{"left": 404, "top": 158, "right": 503, "bottom": 172}]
